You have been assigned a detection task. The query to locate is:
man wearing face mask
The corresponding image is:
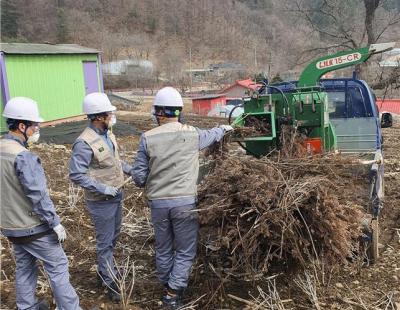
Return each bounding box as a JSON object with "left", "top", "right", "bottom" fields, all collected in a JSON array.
[
  {"left": 132, "top": 87, "right": 233, "bottom": 309},
  {"left": 0, "top": 97, "right": 81, "bottom": 310},
  {"left": 69, "top": 92, "right": 132, "bottom": 302}
]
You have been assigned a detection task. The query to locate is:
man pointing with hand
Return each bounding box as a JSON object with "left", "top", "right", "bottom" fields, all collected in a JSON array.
[{"left": 132, "top": 87, "right": 233, "bottom": 309}]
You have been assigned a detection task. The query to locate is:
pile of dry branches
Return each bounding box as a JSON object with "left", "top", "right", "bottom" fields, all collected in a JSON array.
[
  {"left": 233, "top": 116, "right": 273, "bottom": 139},
  {"left": 197, "top": 129, "right": 370, "bottom": 276}
]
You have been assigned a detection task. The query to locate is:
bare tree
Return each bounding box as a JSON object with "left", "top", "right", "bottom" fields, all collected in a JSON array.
[
  {"left": 370, "top": 62, "right": 400, "bottom": 95},
  {"left": 156, "top": 47, "right": 186, "bottom": 85},
  {"left": 289, "top": 0, "right": 400, "bottom": 79},
  {"left": 11, "top": 0, "right": 398, "bottom": 90},
  {"left": 291, "top": 0, "right": 399, "bottom": 49}
]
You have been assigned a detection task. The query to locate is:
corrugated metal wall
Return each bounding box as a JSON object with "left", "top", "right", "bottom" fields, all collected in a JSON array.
[
  {"left": 4, "top": 53, "right": 99, "bottom": 126},
  {"left": 192, "top": 97, "right": 226, "bottom": 116},
  {"left": 376, "top": 99, "right": 400, "bottom": 114}
]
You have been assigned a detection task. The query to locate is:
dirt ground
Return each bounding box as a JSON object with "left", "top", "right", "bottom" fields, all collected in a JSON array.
[{"left": 1, "top": 111, "right": 399, "bottom": 309}]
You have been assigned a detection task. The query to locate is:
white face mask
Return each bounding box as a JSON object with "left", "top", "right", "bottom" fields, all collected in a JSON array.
[
  {"left": 27, "top": 131, "right": 40, "bottom": 144},
  {"left": 107, "top": 114, "right": 117, "bottom": 128},
  {"left": 151, "top": 107, "right": 157, "bottom": 124}
]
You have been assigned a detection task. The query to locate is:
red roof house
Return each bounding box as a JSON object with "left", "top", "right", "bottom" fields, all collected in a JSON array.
[{"left": 220, "top": 79, "right": 261, "bottom": 99}]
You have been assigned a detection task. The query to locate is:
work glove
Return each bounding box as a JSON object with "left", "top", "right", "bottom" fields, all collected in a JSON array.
[
  {"left": 53, "top": 224, "right": 67, "bottom": 242},
  {"left": 219, "top": 124, "right": 234, "bottom": 133},
  {"left": 104, "top": 186, "right": 119, "bottom": 197}
]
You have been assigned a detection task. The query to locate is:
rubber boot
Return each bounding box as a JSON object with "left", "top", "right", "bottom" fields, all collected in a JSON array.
[
  {"left": 36, "top": 299, "right": 50, "bottom": 310},
  {"left": 96, "top": 272, "right": 107, "bottom": 288},
  {"left": 107, "top": 281, "right": 121, "bottom": 303},
  {"left": 97, "top": 269, "right": 123, "bottom": 288},
  {"left": 161, "top": 287, "right": 183, "bottom": 310}
]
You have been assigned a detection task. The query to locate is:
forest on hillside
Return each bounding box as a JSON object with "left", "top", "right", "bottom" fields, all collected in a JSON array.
[{"left": 1, "top": 0, "right": 400, "bottom": 90}]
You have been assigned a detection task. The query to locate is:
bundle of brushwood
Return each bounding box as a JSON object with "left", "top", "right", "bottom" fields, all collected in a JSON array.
[
  {"left": 233, "top": 115, "right": 272, "bottom": 138},
  {"left": 197, "top": 126, "right": 370, "bottom": 276}
]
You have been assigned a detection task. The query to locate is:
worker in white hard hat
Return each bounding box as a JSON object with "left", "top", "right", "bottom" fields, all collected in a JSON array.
[
  {"left": 0, "top": 97, "right": 81, "bottom": 310},
  {"left": 132, "top": 87, "right": 233, "bottom": 309},
  {"left": 68, "top": 92, "right": 133, "bottom": 302}
]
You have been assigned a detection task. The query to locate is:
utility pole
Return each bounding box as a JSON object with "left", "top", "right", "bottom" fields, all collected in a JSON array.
[
  {"left": 189, "top": 47, "right": 193, "bottom": 92},
  {"left": 254, "top": 45, "right": 258, "bottom": 70},
  {"left": 268, "top": 50, "right": 272, "bottom": 78}
]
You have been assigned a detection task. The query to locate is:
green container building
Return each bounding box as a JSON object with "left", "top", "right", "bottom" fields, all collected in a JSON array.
[{"left": 0, "top": 43, "right": 103, "bottom": 132}]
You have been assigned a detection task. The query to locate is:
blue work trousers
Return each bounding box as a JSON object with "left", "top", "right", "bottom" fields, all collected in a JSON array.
[
  {"left": 86, "top": 198, "right": 122, "bottom": 285},
  {"left": 151, "top": 204, "right": 199, "bottom": 290},
  {"left": 13, "top": 233, "right": 80, "bottom": 310}
]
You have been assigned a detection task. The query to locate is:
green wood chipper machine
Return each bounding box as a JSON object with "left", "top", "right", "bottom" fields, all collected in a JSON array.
[{"left": 231, "top": 43, "right": 395, "bottom": 158}]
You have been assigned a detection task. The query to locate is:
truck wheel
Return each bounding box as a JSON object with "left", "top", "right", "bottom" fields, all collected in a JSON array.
[{"left": 369, "top": 219, "right": 379, "bottom": 262}]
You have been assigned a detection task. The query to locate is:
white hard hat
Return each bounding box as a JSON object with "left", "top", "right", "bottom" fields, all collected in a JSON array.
[
  {"left": 83, "top": 92, "right": 116, "bottom": 115},
  {"left": 153, "top": 87, "right": 184, "bottom": 107},
  {"left": 2, "top": 97, "right": 44, "bottom": 122}
]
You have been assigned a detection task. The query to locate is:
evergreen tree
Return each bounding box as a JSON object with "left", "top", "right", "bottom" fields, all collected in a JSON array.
[
  {"left": 56, "top": 7, "right": 68, "bottom": 43},
  {"left": 1, "top": 0, "right": 19, "bottom": 39},
  {"left": 271, "top": 73, "right": 283, "bottom": 84},
  {"left": 146, "top": 16, "right": 157, "bottom": 34},
  {"left": 383, "top": 0, "right": 400, "bottom": 11}
]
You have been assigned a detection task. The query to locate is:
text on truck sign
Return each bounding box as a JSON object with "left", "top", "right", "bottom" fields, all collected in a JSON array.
[{"left": 316, "top": 53, "right": 361, "bottom": 70}]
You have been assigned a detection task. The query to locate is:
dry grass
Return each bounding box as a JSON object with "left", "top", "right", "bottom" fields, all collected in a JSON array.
[{"left": 105, "top": 257, "right": 136, "bottom": 310}]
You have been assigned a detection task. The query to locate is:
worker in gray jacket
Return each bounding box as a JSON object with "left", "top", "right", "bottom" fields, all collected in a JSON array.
[
  {"left": 69, "top": 92, "right": 132, "bottom": 302},
  {"left": 132, "top": 87, "right": 233, "bottom": 309},
  {"left": 0, "top": 97, "right": 80, "bottom": 310}
]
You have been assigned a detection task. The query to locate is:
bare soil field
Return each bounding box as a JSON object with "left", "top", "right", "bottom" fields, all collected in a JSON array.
[{"left": 1, "top": 113, "right": 399, "bottom": 309}]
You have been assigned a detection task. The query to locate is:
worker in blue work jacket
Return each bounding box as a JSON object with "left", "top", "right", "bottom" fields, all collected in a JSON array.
[
  {"left": 69, "top": 92, "right": 133, "bottom": 302},
  {"left": 0, "top": 97, "right": 81, "bottom": 310},
  {"left": 132, "top": 87, "right": 233, "bottom": 309}
]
